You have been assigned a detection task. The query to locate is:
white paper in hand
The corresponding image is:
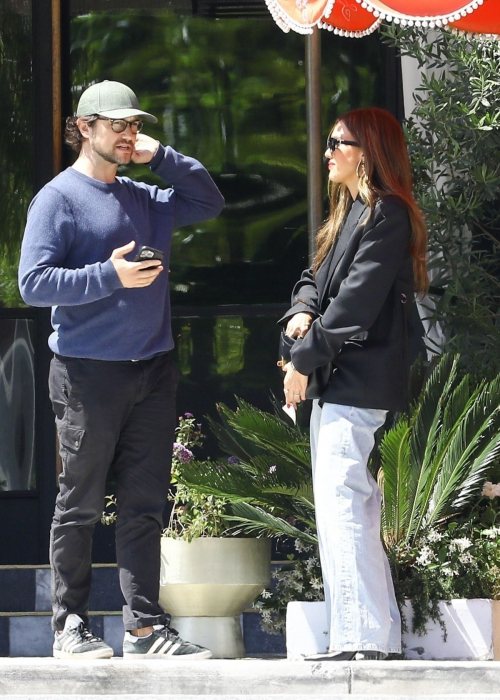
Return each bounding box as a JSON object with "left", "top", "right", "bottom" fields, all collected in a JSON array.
[{"left": 282, "top": 403, "right": 296, "bottom": 424}]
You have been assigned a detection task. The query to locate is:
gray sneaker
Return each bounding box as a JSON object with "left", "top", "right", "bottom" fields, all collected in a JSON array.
[
  {"left": 53, "top": 614, "right": 113, "bottom": 659},
  {"left": 123, "top": 624, "right": 212, "bottom": 660}
]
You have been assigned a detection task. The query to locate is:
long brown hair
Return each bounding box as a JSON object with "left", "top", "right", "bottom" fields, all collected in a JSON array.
[{"left": 314, "top": 108, "right": 428, "bottom": 295}]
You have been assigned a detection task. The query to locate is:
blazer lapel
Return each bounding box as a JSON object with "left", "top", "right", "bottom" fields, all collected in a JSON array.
[{"left": 319, "top": 198, "right": 368, "bottom": 307}]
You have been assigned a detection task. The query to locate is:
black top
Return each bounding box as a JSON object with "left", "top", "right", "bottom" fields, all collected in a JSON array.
[{"left": 280, "top": 195, "right": 420, "bottom": 412}]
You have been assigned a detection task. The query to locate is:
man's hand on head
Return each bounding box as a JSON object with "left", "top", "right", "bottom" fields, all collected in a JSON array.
[{"left": 131, "top": 134, "right": 160, "bottom": 164}]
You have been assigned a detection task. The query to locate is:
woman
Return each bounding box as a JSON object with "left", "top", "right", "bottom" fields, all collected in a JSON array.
[{"left": 281, "top": 108, "right": 428, "bottom": 660}]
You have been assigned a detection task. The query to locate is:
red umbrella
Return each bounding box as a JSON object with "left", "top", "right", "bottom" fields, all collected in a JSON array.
[{"left": 266, "top": 0, "right": 500, "bottom": 36}]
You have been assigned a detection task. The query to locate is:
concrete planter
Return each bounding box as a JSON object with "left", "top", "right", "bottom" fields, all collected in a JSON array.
[
  {"left": 286, "top": 599, "right": 500, "bottom": 660},
  {"left": 159, "top": 537, "right": 271, "bottom": 658},
  {"left": 402, "top": 599, "right": 500, "bottom": 660}
]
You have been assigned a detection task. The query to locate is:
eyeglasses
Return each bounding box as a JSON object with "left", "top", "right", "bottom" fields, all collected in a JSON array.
[
  {"left": 326, "top": 136, "right": 360, "bottom": 151},
  {"left": 96, "top": 117, "right": 143, "bottom": 134}
]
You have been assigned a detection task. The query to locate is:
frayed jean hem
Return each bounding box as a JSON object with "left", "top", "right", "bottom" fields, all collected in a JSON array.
[{"left": 328, "top": 643, "right": 401, "bottom": 654}]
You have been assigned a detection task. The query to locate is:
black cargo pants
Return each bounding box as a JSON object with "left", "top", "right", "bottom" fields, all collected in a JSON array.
[{"left": 48, "top": 352, "right": 179, "bottom": 632}]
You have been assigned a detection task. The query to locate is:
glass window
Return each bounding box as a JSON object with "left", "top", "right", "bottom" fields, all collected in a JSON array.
[
  {"left": 0, "top": 319, "right": 36, "bottom": 491},
  {"left": 68, "top": 3, "right": 390, "bottom": 307},
  {"left": 0, "top": 0, "right": 33, "bottom": 309},
  {"left": 172, "top": 312, "right": 284, "bottom": 453}
]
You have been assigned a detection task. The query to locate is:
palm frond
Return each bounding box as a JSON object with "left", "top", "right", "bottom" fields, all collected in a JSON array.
[
  {"left": 379, "top": 418, "right": 412, "bottom": 547},
  {"left": 226, "top": 502, "right": 317, "bottom": 544},
  {"left": 405, "top": 354, "right": 459, "bottom": 540},
  {"left": 379, "top": 356, "right": 500, "bottom": 549},
  {"left": 427, "top": 388, "right": 500, "bottom": 524},
  {"left": 207, "top": 407, "right": 256, "bottom": 463},
  {"left": 180, "top": 460, "right": 316, "bottom": 527},
  {"left": 229, "top": 399, "right": 311, "bottom": 468}
]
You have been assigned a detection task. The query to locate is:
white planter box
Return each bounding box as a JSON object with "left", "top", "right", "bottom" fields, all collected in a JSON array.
[
  {"left": 403, "top": 599, "right": 500, "bottom": 660},
  {"left": 286, "top": 599, "right": 500, "bottom": 661}
]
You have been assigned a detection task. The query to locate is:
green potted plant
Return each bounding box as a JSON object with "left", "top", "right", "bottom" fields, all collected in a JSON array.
[
  {"left": 250, "top": 354, "right": 500, "bottom": 659},
  {"left": 159, "top": 413, "right": 271, "bottom": 659}
]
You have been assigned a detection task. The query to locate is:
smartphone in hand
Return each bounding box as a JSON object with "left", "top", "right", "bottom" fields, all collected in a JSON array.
[{"left": 133, "top": 246, "right": 164, "bottom": 270}]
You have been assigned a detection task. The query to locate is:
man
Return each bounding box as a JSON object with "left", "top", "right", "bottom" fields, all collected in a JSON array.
[{"left": 19, "top": 80, "right": 224, "bottom": 659}]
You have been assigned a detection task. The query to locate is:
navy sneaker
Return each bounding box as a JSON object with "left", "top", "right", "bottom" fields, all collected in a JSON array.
[
  {"left": 123, "top": 624, "right": 212, "bottom": 660},
  {"left": 53, "top": 614, "right": 113, "bottom": 659}
]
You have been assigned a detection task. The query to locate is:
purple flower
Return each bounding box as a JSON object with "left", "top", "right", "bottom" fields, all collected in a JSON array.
[
  {"left": 184, "top": 412, "right": 194, "bottom": 418},
  {"left": 173, "top": 442, "right": 194, "bottom": 463},
  {"left": 269, "top": 465, "right": 277, "bottom": 474},
  {"left": 227, "top": 456, "right": 240, "bottom": 465}
]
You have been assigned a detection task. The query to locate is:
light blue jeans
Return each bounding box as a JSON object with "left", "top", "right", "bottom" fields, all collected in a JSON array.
[{"left": 310, "top": 401, "right": 401, "bottom": 654}]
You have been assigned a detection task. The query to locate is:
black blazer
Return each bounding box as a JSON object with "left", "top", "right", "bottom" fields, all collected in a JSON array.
[{"left": 280, "top": 195, "right": 419, "bottom": 412}]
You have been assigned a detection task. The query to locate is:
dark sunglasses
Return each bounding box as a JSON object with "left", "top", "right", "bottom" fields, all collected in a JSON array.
[
  {"left": 327, "top": 136, "right": 360, "bottom": 151},
  {"left": 96, "top": 117, "right": 143, "bottom": 134}
]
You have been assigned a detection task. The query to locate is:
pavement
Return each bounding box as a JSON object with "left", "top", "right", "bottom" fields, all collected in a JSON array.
[{"left": 2, "top": 657, "right": 500, "bottom": 698}]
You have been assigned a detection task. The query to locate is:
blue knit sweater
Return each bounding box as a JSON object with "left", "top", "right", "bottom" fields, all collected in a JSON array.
[{"left": 18, "top": 145, "right": 224, "bottom": 360}]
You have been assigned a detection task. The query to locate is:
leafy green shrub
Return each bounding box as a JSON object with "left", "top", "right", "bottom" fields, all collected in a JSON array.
[{"left": 382, "top": 26, "right": 500, "bottom": 377}]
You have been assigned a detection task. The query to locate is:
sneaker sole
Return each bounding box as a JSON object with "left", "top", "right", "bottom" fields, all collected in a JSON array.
[
  {"left": 53, "top": 647, "right": 114, "bottom": 660},
  {"left": 123, "top": 649, "right": 213, "bottom": 660}
]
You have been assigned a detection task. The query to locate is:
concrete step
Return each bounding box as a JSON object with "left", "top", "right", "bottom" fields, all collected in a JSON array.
[
  {"left": 2, "top": 659, "right": 500, "bottom": 697},
  {"left": 0, "top": 564, "right": 286, "bottom": 657},
  {"left": 2, "top": 696, "right": 500, "bottom": 700}
]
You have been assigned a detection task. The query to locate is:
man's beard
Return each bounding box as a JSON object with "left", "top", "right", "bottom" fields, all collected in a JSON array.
[{"left": 92, "top": 141, "right": 132, "bottom": 166}]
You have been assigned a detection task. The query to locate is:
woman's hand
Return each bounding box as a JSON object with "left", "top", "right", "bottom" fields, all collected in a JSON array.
[
  {"left": 283, "top": 363, "right": 308, "bottom": 409},
  {"left": 285, "top": 312, "right": 314, "bottom": 339}
]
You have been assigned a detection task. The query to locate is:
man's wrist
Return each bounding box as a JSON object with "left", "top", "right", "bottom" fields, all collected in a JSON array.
[{"left": 148, "top": 142, "right": 163, "bottom": 169}]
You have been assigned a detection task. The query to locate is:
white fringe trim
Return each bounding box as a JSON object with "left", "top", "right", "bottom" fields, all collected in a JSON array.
[
  {"left": 354, "top": 0, "right": 486, "bottom": 30},
  {"left": 318, "top": 16, "right": 382, "bottom": 37},
  {"left": 265, "top": 0, "right": 335, "bottom": 33},
  {"left": 265, "top": 0, "right": 496, "bottom": 37}
]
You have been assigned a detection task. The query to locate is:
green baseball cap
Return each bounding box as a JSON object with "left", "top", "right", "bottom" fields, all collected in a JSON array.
[{"left": 76, "top": 80, "right": 158, "bottom": 123}]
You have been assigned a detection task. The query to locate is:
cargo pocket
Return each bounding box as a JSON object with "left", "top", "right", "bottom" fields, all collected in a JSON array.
[{"left": 59, "top": 426, "right": 85, "bottom": 453}]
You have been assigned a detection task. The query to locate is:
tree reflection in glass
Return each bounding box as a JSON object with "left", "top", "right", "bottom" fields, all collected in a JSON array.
[{"left": 0, "top": 0, "right": 33, "bottom": 309}]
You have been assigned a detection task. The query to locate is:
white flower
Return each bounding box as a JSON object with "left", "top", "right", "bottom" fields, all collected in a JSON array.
[
  {"left": 416, "top": 545, "right": 436, "bottom": 566},
  {"left": 482, "top": 527, "right": 500, "bottom": 540},
  {"left": 449, "top": 537, "right": 472, "bottom": 553},
  {"left": 305, "top": 556, "right": 319, "bottom": 571},
  {"left": 441, "top": 566, "right": 457, "bottom": 577},
  {"left": 426, "top": 529, "right": 443, "bottom": 543},
  {"left": 481, "top": 482, "right": 500, "bottom": 499},
  {"left": 458, "top": 551, "right": 475, "bottom": 565},
  {"left": 260, "top": 590, "right": 272, "bottom": 599}
]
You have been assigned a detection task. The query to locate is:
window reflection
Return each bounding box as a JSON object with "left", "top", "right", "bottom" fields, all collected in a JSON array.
[
  {"left": 172, "top": 313, "right": 282, "bottom": 418},
  {"left": 213, "top": 317, "right": 249, "bottom": 376},
  {"left": 0, "top": 0, "right": 32, "bottom": 309},
  {"left": 0, "top": 319, "right": 36, "bottom": 491}
]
